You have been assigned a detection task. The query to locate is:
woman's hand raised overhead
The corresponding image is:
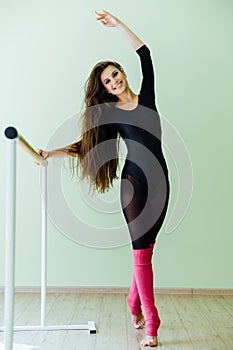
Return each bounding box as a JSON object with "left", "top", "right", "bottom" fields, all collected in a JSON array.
[{"left": 95, "top": 10, "right": 120, "bottom": 28}]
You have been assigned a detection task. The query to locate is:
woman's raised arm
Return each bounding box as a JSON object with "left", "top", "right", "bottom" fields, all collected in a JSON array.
[{"left": 95, "top": 10, "right": 144, "bottom": 51}]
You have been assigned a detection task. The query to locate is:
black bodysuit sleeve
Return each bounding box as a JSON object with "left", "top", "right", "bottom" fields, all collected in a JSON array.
[{"left": 136, "top": 45, "right": 157, "bottom": 112}]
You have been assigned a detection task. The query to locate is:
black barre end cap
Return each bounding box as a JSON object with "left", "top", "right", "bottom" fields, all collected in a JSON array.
[{"left": 4, "top": 126, "right": 18, "bottom": 139}]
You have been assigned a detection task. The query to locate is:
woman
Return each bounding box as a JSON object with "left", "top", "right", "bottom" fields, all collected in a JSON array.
[{"left": 38, "top": 10, "right": 170, "bottom": 347}]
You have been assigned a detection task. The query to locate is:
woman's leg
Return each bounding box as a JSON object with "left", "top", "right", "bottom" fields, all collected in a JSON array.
[
  {"left": 127, "top": 274, "right": 145, "bottom": 329},
  {"left": 121, "top": 174, "right": 147, "bottom": 328},
  {"left": 121, "top": 172, "right": 169, "bottom": 346},
  {"left": 133, "top": 244, "right": 160, "bottom": 346},
  {"left": 128, "top": 274, "right": 141, "bottom": 315}
]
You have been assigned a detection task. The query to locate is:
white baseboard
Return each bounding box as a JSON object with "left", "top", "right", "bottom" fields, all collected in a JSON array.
[{"left": 0, "top": 286, "right": 233, "bottom": 295}]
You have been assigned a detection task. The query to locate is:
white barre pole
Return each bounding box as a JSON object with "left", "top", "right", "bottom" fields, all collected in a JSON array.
[
  {"left": 4, "top": 127, "right": 18, "bottom": 350},
  {"left": 40, "top": 164, "right": 47, "bottom": 326}
]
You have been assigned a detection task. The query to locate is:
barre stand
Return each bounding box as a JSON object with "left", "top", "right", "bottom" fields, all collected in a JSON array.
[{"left": 1, "top": 127, "right": 96, "bottom": 350}]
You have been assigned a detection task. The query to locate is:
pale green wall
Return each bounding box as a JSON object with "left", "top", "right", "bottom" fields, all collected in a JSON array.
[{"left": 0, "top": 0, "right": 233, "bottom": 289}]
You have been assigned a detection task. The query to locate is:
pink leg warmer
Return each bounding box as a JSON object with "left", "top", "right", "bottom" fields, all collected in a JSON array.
[
  {"left": 127, "top": 274, "right": 142, "bottom": 316},
  {"left": 132, "top": 244, "right": 161, "bottom": 336}
]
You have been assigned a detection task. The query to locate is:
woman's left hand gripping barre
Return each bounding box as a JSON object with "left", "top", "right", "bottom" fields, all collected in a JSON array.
[
  {"left": 35, "top": 147, "right": 72, "bottom": 166},
  {"left": 35, "top": 149, "right": 50, "bottom": 166}
]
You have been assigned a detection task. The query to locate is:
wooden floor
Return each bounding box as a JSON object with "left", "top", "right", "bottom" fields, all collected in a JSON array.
[{"left": 0, "top": 293, "right": 233, "bottom": 349}]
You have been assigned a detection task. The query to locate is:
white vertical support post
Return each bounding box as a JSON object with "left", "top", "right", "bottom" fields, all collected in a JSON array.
[
  {"left": 4, "top": 127, "right": 18, "bottom": 350},
  {"left": 41, "top": 164, "right": 47, "bottom": 327}
]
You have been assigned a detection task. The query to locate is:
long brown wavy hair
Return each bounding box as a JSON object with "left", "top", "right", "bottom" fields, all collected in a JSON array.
[{"left": 68, "top": 61, "right": 124, "bottom": 193}]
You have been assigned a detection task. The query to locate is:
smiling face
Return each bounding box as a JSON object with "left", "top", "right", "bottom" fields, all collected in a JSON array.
[{"left": 100, "top": 65, "right": 128, "bottom": 96}]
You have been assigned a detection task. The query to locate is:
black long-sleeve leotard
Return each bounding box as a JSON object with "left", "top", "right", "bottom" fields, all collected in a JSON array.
[
  {"left": 106, "top": 45, "right": 170, "bottom": 249},
  {"left": 103, "top": 45, "right": 169, "bottom": 249}
]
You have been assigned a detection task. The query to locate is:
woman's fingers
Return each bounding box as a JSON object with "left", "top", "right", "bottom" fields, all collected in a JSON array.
[
  {"left": 95, "top": 11, "right": 105, "bottom": 20},
  {"left": 41, "top": 151, "right": 49, "bottom": 160},
  {"left": 96, "top": 10, "right": 110, "bottom": 18},
  {"left": 35, "top": 149, "right": 47, "bottom": 166},
  {"left": 95, "top": 10, "right": 118, "bottom": 27}
]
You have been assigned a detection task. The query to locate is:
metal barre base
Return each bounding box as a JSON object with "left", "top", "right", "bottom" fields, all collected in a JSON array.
[{"left": 0, "top": 321, "right": 97, "bottom": 334}]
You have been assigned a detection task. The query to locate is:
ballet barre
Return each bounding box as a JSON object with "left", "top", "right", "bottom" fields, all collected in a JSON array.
[{"left": 1, "top": 127, "right": 96, "bottom": 350}]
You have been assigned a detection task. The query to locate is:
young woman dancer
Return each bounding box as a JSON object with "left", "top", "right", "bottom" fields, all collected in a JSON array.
[{"left": 38, "top": 10, "right": 170, "bottom": 347}]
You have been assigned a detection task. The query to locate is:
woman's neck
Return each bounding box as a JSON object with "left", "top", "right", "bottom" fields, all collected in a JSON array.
[
  {"left": 116, "top": 88, "right": 138, "bottom": 110},
  {"left": 118, "top": 88, "right": 137, "bottom": 103}
]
